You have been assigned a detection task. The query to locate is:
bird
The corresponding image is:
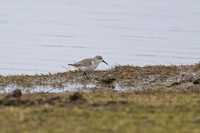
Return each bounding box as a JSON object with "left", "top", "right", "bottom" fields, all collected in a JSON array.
[{"left": 68, "top": 55, "right": 108, "bottom": 79}]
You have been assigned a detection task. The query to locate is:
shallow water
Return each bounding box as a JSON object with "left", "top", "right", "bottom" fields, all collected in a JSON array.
[
  {"left": 0, "top": 0, "right": 200, "bottom": 75},
  {"left": 0, "top": 83, "right": 97, "bottom": 93},
  {"left": 0, "top": 82, "right": 133, "bottom": 93}
]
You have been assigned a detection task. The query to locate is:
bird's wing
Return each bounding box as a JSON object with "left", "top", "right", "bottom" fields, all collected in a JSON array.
[{"left": 69, "top": 58, "right": 92, "bottom": 67}]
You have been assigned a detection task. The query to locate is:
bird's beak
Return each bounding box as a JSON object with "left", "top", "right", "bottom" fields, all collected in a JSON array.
[{"left": 102, "top": 60, "right": 108, "bottom": 65}]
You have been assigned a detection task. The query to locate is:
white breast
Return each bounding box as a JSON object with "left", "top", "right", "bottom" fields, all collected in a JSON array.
[{"left": 77, "top": 61, "right": 99, "bottom": 71}]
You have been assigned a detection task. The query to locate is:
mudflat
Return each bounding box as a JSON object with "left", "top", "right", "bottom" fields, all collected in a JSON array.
[{"left": 0, "top": 64, "right": 200, "bottom": 133}]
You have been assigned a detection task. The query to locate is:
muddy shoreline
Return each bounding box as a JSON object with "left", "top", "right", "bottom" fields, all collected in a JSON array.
[
  {"left": 0, "top": 64, "right": 200, "bottom": 132},
  {"left": 0, "top": 64, "right": 200, "bottom": 93}
]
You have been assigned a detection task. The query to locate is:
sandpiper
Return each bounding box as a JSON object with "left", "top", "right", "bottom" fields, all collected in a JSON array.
[{"left": 68, "top": 55, "right": 108, "bottom": 79}]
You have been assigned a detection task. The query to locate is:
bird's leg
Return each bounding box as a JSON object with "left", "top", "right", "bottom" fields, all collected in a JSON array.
[{"left": 83, "top": 71, "right": 89, "bottom": 80}]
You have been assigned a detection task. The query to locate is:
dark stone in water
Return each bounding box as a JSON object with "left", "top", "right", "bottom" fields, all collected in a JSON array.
[
  {"left": 6, "top": 89, "right": 22, "bottom": 99},
  {"left": 193, "top": 79, "right": 200, "bottom": 84},
  {"left": 171, "top": 82, "right": 181, "bottom": 86},
  {"left": 69, "top": 92, "right": 83, "bottom": 101},
  {"left": 99, "top": 72, "right": 116, "bottom": 84}
]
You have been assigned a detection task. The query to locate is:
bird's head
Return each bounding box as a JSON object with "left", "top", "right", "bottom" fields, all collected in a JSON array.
[{"left": 94, "top": 55, "right": 108, "bottom": 65}]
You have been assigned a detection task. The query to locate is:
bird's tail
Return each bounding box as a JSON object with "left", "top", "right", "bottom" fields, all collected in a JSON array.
[{"left": 68, "top": 64, "right": 74, "bottom": 66}]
